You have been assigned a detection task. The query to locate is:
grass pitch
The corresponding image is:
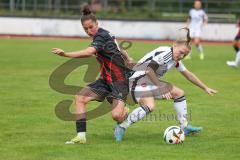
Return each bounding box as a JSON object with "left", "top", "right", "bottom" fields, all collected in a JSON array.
[{"left": 0, "top": 38, "right": 240, "bottom": 160}]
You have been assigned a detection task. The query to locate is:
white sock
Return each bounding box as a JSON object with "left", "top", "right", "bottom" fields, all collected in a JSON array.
[
  {"left": 174, "top": 96, "right": 188, "bottom": 129},
  {"left": 235, "top": 50, "right": 240, "bottom": 65},
  {"left": 196, "top": 44, "right": 204, "bottom": 54},
  {"left": 119, "top": 106, "right": 151, "bottom": 129},
  {"left": 77, "top": 132, "right": 86, "bottom": 138}
]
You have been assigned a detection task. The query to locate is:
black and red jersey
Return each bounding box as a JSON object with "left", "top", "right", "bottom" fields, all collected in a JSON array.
[{"left": 90, "top": 28, "right": 130, "bottom": 84}]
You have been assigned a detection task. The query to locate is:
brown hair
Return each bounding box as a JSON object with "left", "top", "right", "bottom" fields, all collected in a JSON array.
[
  {"left": 81, "top": 5, "right": 97, "bottom": 24},
  {"left": 175, "top": 27, "right": 191, "bottom": 49}
]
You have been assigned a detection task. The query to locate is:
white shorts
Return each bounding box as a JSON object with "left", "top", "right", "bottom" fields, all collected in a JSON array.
[
  {"left": 190, "top": 27, "right": 202, "bottom": 38},
  {"left": 129, "top": 76, "right": 172, "bottom": 103}
]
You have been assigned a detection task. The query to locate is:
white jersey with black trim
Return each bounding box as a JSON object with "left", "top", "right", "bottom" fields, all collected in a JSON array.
[
  {"left": 189, "top": 9, "right": 208, "bottom": 29},
  {"left": 130, "top": 46, "right": 187, "bottom": 79}
]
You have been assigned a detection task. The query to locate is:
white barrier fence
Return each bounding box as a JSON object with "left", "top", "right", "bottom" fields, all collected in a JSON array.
[{"left": 0, "top": 17, "right": 237, "bottom": 41}]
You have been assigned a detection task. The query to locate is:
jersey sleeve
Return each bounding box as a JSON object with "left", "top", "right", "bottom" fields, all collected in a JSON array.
[
  {"left": 175, "top": 61, "right": 187, "bottom": 72},
  {"left": 90, "top": 35, "right": 105, "bottom": 52},
  {"left": 189, "top": 9, "right": 192, "bottom": 17}
]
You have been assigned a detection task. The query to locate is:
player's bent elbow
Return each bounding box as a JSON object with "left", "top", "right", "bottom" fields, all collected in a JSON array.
[
  {"left": 145, "top": 69, "right": 150, "bottom": 75},
  {"left": 145, "top": 67, "right": 154, "bottom": 76},
  {"left": 85, "top": 47, "right": 97, "bottom": 56}
]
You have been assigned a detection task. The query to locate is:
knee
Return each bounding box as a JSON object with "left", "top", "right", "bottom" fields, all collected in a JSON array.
[
  {"left": 112, "top": 112, "right": 123, "bottom": 122},
  {"left": 139, "top": 100, "right": 155, "bottom": 112},
  {"left": 75, "top": 95, "right": 89, "bottom": 105},
  {"left": 236, "top": 42, "right": 240, "bottom": 49},
  {"left": 171, "top": 87, "right": 185, "bottom": 99},
  {"left": 233, "top": 44, "right": 238, "bottom": 52},
  {"left": 147, "top": 105, "right": 155, "bottom": 112}
]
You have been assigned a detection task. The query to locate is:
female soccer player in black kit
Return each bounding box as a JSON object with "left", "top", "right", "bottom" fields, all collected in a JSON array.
[{"left": 52, "top": 5, "right": 133, "bottom": 144}]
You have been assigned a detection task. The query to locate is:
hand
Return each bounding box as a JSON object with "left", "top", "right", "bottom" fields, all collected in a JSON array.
[
  {"left": 162, "top": 92, "right": 172, "bottom": 100},
  {"left": 201, "top": 22, "right": 207, "bottom": 28},
  {"left": 204, "top": 87, "right": 218, "bottom": 96},
  {"left": 52, "top": 48, "right": 66, "bottom": 57}
]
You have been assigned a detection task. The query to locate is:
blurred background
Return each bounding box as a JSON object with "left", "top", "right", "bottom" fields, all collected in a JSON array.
[
  {"left": 0, "top": 0, "right": 239, "bottom": 22},
  {"left": 0, "top": 0, "right": 239, "bottom": 40},
  {"left": 1, "top": 2, "right": 240, "bottom": 159}
]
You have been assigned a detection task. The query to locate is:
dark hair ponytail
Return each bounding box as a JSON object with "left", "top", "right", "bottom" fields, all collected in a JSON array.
[
  {"left": 183, "top": 27, "right": 191, "bottom": 45},
  {"left": 81, "top": 5, "right": 97, "bottom": 24},
  {"left": 82, "top": 5, "right": 92, "bottom": 15}
]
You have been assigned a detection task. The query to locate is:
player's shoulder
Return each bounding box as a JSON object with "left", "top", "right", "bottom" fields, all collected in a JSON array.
[
  {"left": 94, "top": 28, "right": 111, "bottom": 40},
  {"left": 189, "top": 8, "right": 195, "bottom": 14},
  {"left": 97, "top": 28, "right": 110, "bottom": 35},
  {"left": 153, "top": 46, "right": 173, "bottom": 63},
  {"left": 199, "top": 9, "right": 207, "bottom": 14},
  {"left": 189, "top": 8, "right": 194, "bottom": 12}
]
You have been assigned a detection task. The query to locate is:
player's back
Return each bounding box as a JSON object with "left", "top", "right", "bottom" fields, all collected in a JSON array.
[{"left": 131, "top": 46, "right": 173, "bottom": 79}]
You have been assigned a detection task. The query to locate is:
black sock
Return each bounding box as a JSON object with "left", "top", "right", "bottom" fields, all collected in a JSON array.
[
  {"left": 76, "top": 118, "right": 86, "bottom": 132},
  {"left": 234, "top": 45, "right": 239, "bottom": 52}
]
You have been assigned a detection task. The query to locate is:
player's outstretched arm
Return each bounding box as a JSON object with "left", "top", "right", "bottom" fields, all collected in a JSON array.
[
  {"left": 181, "top": 70, "right": 218, "bottom": 96},
  {"left": 146, "top": 66, "right": 172, "bottom": 100},
  {"left": 52, "top": 47, "right": 96, "bottom": 58}
]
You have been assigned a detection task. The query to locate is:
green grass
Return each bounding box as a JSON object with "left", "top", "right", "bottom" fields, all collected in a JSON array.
[{"left": 0, "top": 38, "right": 240, "bottom": 160}]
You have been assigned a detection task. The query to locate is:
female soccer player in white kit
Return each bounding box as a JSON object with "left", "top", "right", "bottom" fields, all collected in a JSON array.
[
  {"left": 186, "top": 0, "right": 208, "bottom": 60},
  {"left": 114, "top": 28, "right": 217, "bottom": 142}
]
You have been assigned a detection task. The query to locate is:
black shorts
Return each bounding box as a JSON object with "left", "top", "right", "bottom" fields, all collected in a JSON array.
[
  {"left": 87, "top": 79, "right": 129, "bottom": 103},
  {"left": 235, "top": 35, "right": 240, "bottom": 41}
]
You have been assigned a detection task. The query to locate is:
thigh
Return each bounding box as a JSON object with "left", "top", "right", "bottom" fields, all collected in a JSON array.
[
  {"left": 169, "top": 85, "right": 184, "bottom": 99},
  {"left": 76, "top": 87, "right": 102, "bottom": 102},
  {"left": 75, "top": 87, "right": 102, "bottom": 118},
  {"left": 131, "top": 77, "right": 172, "bottom": 103},
  {"left": 195, "top": 29, "right": 202, "bottom": 39},
  {"left": 189, "top": 28, "right": 195, "bottom": 38},
  {"left": 130, "top": 77, "right": 155, "bottom": 103},
  {"left": 138, "top": 96, "right": 155, "bottom": 111}
]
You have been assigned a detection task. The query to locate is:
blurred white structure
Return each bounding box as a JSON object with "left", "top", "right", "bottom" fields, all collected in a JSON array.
[{"left": 0, "top": 17, "right": 237, "bottom": 41}]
